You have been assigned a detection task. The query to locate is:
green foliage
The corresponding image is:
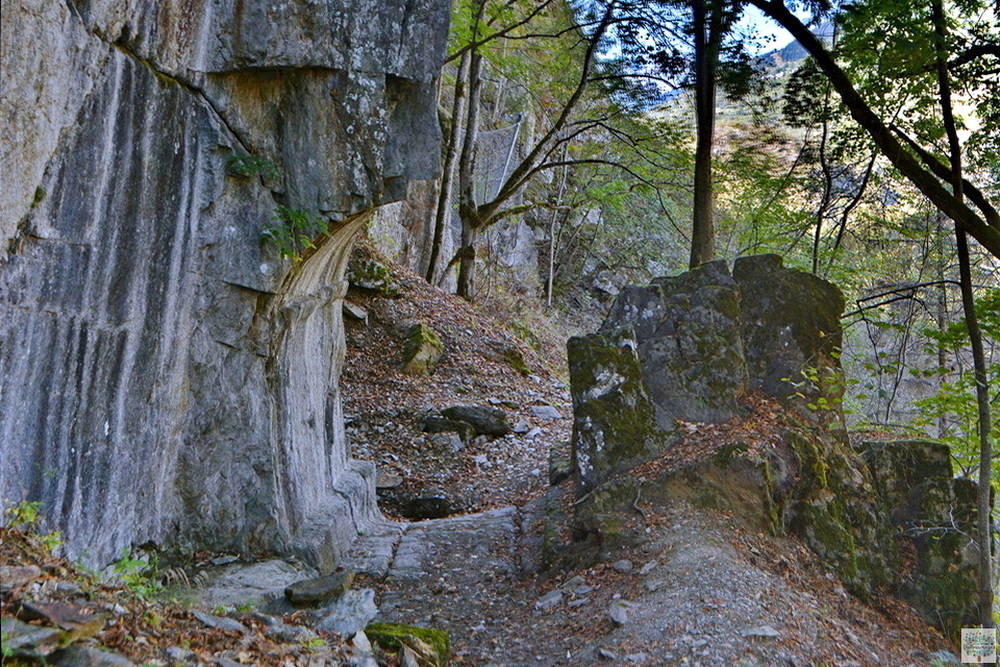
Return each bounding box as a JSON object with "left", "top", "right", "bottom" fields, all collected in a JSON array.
[
  {"left": 914, "top": 289, "right": 1000, "bottom": 475},
  {"left": 4, "top": 500, "right": 43, "bottom": 528},
  {"left": 262, "top": 206, "right": 330, "bottom": 260},
  {"left": 226, "top": 153, "right": 279, "bottom": 181},
  {"left": 301, "top": 636, "right": 326, "bottom": 654},
  {"left": 110, "top": 549, "right": 162, "bottom": 600}
]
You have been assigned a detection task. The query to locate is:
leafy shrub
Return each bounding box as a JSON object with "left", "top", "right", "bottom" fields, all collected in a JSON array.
[{"left": 262, "top": 206, "right": 331, "bottom": 260}]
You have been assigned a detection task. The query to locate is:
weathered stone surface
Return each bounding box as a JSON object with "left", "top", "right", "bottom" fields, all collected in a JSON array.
[
  {"left": 601, "top": 260, "right": 748, "bottom": 428},
  {"left": 0, "top": 0, "right": 450, "bottom": 568},
  {"left": 567, "top": 327, "right": 664, "bottom": 492},
  {"left": 191, "top": 610, "right": 248, "bottom": 634},
  {"left": 733, "top": 254, "right": 845, "bottom": 407},
  {"left": 858, "top": 440, "right": 979, "bottom": 634},
  {"left": 195, "top": 560, "right": 318, "bottom": 610},
  {"left": 530, "top": 405, "right": 562, "bottom": 420},
  {"left": 285, "top": 570, "right": 355, "bottom": 606},
  {"left": 402, "top": 323, "right": 444, "bottom": 375},
  {"left": 440, "top": 406, "right": 512, "bottom": 437},
  {"left": 316, "top": 588, "right": 378, "bottom": 637}
]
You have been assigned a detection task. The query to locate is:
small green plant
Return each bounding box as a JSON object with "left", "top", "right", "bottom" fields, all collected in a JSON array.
[
  {"left": 301, "top": 636, "right": 326, "bottom": 654},
  {"left": 226, "top": 153, "right": 279, "bottom": 180},
  {"left": 39, "top": 530, "right": 63, "bottom": 551},
  {"left": 4, "top": 500, "right": 43, "bottom": 528},
  {"left": 234, "top": 601, "right": 254, "bottom": 613},
  {"left": 262, "top": 206, "right": 330, "bottom": 260},
  {"left": 110, "top": 549, "right": 162, "bottom": 600}
]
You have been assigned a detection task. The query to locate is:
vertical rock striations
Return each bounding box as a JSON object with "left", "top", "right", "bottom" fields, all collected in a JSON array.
[{"left": 0, "top": 0, "right": 449, "bottom": 571}]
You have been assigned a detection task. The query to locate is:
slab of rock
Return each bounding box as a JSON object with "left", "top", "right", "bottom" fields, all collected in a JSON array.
[
  {"left": 535, "top": 589, "right": 563, "bottom": 611},
  {"left": 567, "top": 327, "right": 663, "bottom": 491},
  {"left": 440, "top": 406, "right": 511, "bottom": 437},
  {"left": 402, "top": 323, "right": 444, "bottom": 375},
  {"left": 51, "top": 644, "right": 135, "bottom": 666},
  {"left": 742, "top": 625, "right": 780, "bottom": 638},
  {"left": 608, "top": 600, "right": 633, "bottom": 626},
  {"left": 640, "top": 260, "right": 747, "bottom": 427},
  {"left": 195, "top": 560, "right": 319, "bottom": 610},
  {"left": 421, "top": 416, "right": 477, "bottom": 442},
  {"left": 254, "top": 615, "right": 319, "bottom": 642},
  {"left": 350, "top": 630, "right": 379, "bottom": 667},
  {"left": 732, "top": 254, "right": 844, "bottom": 404},
  {"left": 611, "top": 559, "right": 634, "bottom": 574},
  {"left": 1, "top": 616, "right": 62, "bottom": 659},
  {"left": 316, "top": 589, "right": 378, "bottom": 637},
  {"left": 191, "top": 610, "right": 248, "bottom": 634},
  {"left": 530, "top": 405, "right": 562, "bottom": 420},
  {"left": 428, "top": 432, "right": 464, "bottom": 452},
  {"left": 285, "top": 570, "right": 355, "bottom": 606}
]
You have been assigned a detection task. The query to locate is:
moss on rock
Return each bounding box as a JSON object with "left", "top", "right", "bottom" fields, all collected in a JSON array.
[
  {"left": 402, "top": 323, "right": 444, "bottom": 375},
  {"left": 567, "top": 327, "right": 666, "bottom": 492},
  {"left": 365, "top": 622, "right": 450, "bottom": 666}
]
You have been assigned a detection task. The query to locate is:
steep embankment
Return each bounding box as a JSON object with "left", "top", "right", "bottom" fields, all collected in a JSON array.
[{"left": 0, "top": 0, "right": 448, "bottom": 570}]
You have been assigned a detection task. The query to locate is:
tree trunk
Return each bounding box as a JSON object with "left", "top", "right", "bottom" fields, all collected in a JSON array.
[
  {"left": 425, "top": 52, "right": 471, "bottom": 285},
  {"left": 931, "top": 0, "right": 994, "bottom": 625},
  {"left": 456, "top": 222, "right": 480, "bottom": 299},
  {"left": 689, "top": 0, "right": 718, "bottom": 268},
  {"left": 456, "top": 52, "right": 484, "bottom": 300}
]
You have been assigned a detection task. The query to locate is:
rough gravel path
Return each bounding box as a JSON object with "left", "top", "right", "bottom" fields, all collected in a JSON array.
[{"left": 340, "top": 499, "right": 956, "bottom": 667}]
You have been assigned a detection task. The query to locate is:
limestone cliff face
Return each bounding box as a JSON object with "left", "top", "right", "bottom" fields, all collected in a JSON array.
[{"left": 0, "top": 0, "right": 449, "bottom": 570}]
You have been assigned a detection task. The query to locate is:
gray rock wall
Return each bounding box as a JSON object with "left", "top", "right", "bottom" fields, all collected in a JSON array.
[{"left": 0, "top": 0, "right": 449, "bottom": 570}]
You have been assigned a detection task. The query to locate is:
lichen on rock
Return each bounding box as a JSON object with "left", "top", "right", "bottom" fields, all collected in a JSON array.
[{"left": 567, "top": 327, "right": 666, "bottom": 493}]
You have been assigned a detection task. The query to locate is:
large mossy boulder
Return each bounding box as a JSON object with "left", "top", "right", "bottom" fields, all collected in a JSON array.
[
  {"left": 602, "top": 259, "right": 748, "bottom": 429},
  {"left": 567, "top": 327, "right": 665, "bottom": 492},
  {"left": 402, "top": 323, "right": 444, "bottom": 375}
]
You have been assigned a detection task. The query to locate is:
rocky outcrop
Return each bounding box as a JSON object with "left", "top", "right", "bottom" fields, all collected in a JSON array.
[
  {"left": 859, "top": 440, "right": 979, "bottom": 632},
  {"left": 0, "top": 0, "right": 449, "bottom": 569},
  {"left": 567, "top": 327, "right": 661, "bottom": 492},
  {"left": 566, "top": 256, "right": 982, "bottom": 637},
  {"left": 569, "top": 255, "right": 842, "bottom": 488}
]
